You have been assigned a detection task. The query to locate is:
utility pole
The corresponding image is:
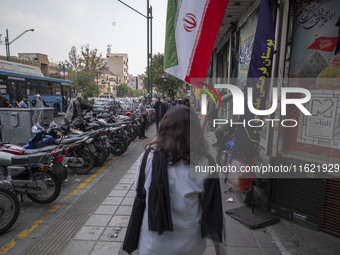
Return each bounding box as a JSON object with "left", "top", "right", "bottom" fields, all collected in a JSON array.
[
  {"left": 150, "top": 5, "right": 153, "bottom": 102},
  {"left": 117, "top": 0, "right": 152, "bottom": 104},
  {"left": 5, "top": 28, "right": 34, "bottom": 61}
]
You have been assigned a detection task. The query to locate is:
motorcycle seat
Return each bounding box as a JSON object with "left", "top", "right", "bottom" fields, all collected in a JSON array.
[
  {"left": 98, "top": 121, "right": 127, "bottom": 128},
  {"left": 55, "top": 137, "right": 86, "bottom": 145},
  {"left": 67, "top": 130, "right": 99, "bottom": 138},
  {"left": 11, "top": 152, "right": 50, "bottom": 165},
  {"left": 24, "top": 145, "right": 58, "bottom": 154}
]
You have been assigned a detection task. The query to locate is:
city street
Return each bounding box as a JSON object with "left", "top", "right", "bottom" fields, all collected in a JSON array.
[{"left": 1, "top": 116, "right": 340, "bottom": 255}]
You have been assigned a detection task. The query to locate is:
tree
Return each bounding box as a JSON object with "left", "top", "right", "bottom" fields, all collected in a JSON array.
[
  {"left": 68, "top": 46, "right": 82, "bottom": 72},
  {"left": 116, "top": 83, "right": 133, "bottom": 97},
  {"left": 80, "top": 45, "right": 105, "bottom": 75},
  {"left": 67, "top": 45, "right": 105, "bottom": 96},
  {"left": 144, "top": 52, "right": 183, "bottom": 99}
]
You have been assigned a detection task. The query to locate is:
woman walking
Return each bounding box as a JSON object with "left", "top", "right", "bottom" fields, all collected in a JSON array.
[{"left": 124, "top": 105, "right": 227, "bottom": 255}]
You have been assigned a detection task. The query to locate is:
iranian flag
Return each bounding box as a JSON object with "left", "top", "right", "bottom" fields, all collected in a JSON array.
[
  {"left": 60, "top": 71, "right": 68, "bottom": 78},
  {"left": 164, "top": 0, "right": 229, "bottom": 83}
]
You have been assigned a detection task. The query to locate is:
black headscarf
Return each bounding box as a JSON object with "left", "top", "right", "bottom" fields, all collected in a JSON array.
[{"left": 147, "top": 151, "right": 223, "bottom": 243}]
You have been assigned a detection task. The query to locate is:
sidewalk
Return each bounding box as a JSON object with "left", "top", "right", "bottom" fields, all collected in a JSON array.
[{"left": 60, "top": 156, "right": 283, "bottom": 255}]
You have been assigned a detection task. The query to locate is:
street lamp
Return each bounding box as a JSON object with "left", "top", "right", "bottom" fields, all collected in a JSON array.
[
  {"left": 59, "top": 61, "right": 70, "bottom": 80},
  {"left": 5, "top": 28, "right": 34, "bottom": 61},
  {"left": 117, "top": 0, "right": 152, "bottom": 104}
]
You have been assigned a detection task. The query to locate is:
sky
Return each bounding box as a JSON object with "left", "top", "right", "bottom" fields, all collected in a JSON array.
[{"left": 0, "top": 0, "right": 167, "bottom": 76}]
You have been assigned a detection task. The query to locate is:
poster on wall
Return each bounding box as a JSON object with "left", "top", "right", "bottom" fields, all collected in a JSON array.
[
  {"left": 290, "top": 0, "right": 340, "bottom": 83},
  {"left": 297, "top": 90, "right": 340, "bottom": 149},
  {"left": 286, "top": 0, "right": 340, "bottom": 152},
  {"left": 238, "top": 11, "right": 258, "bottom": 86}
]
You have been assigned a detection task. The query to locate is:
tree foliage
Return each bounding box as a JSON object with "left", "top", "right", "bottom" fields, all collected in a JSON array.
[
  {"left": 144, "top": 52, "right": 183, "bottom": 99},
  {"left": 116, "top": 83, "right": 132, "bottom": 97},
  {"left": 67, "top": 45, "right": 104, "bottom": 96}
]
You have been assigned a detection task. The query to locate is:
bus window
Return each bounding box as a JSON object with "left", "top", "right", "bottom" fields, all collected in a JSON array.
[
  {"left": 27, "top": 79, "right": 40, "bottom": 95},
  {"left": 52, "top": 83, "right": 61, "bottom": 95},
  {"left": 0, "top": 77, "right": 7, "bottom": 94},
  {"left": 40, "top": 81, "right": 52, "bottom": 95},
  {"left": 17, "top": 80, "right": 26, "bottom": 99}
]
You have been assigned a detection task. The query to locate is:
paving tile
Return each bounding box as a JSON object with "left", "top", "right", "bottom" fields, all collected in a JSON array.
[
  {"left": 94, "top": 205, "right": 117, "bottom": 215},
  {"left": 114, "top": 183, "right": 133, "bottom": 190},
  {"left": 109, "top": 215, "right": 130, "bottom": 227},
  {"left": 109, "top": 189, "right": 129, "bottom": 197},
  {"left": 226, "top": 223, "right": 257, "bottom": 247},
  {"left": 62, "top": 240, "right": 95, "bottom": 255},
  {"left": 74, "top": 226, "right": 104, "bottom": 241},
  {"left": 118, "top": 178, "right": 135, "bottom": 184},
  {"left": 235, "top": 247, "right": 262, "bottom": 255},
  {"left": 123, "top": 174, "right": 136, "bottom": 179},
  {"left": 252, "top": 228, "right": 277, "bottom": 248},
  {"left": 227, "top": 247, "right": 237, "bottom": 255},
  {"left": 116, "top": 206, "right": 133, "bottom": 216},
  {"left": 126, "top": 190, "right": 135, "bottom": 197},
  {"left": 121, "top": 197, "right": 134, "bottom": 206},
  {"left": 85, "top": 215, "right": 112, "bottom": 226},
  {"left": 102, "top": 196, "right": 124, "bottom": 205},
  {"left": 260, "top": 247, "right": 283, "bottom": 255},
  {"left": 99, "top": 227, "right": 127, "bottom": 242},
  {"left": 91, "top": 241, "right": 121, "bottom": 255}
]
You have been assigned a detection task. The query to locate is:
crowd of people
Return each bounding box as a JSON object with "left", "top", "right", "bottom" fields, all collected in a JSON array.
[
  {"left": 137, "top": 96, "right": 190, "bottom": 139},
  {"left": 0, "top": 93, "right": 49, "bottom": 108}
]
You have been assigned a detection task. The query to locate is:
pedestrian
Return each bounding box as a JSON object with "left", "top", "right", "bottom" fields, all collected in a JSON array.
[
  {"left": 152, "top": 97, "right": 166, "bottom": 130},
  {"left": 162, "top": 96, "right": 169, "bottom": 112},
  {"left": 128, "top": 105, "right": 227, "bottom": 255},
  {"left": 71, "top": 96, "right": 92, "bottom": 121},
  {"left": 31, "top": 95, "right": 49, "bottom": 108},
  {"left": 171, "top": 98, "right": 176, "bottom": 107},
  {"left": 138, "top": 97, "right": 148, "bottom": 139},
  {"left": 18, "top": 95, "right": 30, "bottom": 108},
  {"left": 183, "top": 98, "right": 190, "bottom": 107},
  {"left": 0, "top": 91, "right": 12, "bottom": 108}
]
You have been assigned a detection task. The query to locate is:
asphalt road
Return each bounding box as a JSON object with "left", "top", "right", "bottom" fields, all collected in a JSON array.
[{"left": 0, "top": 117, "right": 156, "bottom": 255}]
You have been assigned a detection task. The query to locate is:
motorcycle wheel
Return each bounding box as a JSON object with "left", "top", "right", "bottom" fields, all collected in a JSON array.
[
  {"left": 26, "top": 171, "right": 61, "bottom": 204},
  {"left": 70, "top": 149, "right": 95, "bottom": 175},
  {"left": 111, "top": 134, "right": 128, "bottom": 156},
  {"left": 0, "top": 187, "right": 20, "bottom": 235},
  {"left": 94, "top": 144, "right": 109, "bottom": 167},
  {"left": 128, "top": 128, "right": 137, "bottom": 141}
]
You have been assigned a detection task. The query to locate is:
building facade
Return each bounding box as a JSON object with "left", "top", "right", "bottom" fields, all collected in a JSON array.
[
  {"left": 106, "top": 53, "right": 128, "bottom": 85},
  {"left": 203, "top": 0, "right": 340, "bottom": 237},
  {"left": 127, "top": 75, "right": 138, "bottom": 90}
]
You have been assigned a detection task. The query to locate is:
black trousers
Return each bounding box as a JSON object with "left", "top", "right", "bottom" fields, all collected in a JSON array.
[{"left": 139, "top": 114, "right": 147, "bottom": 138}]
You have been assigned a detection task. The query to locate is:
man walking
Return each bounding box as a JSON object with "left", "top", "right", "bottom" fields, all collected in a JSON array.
[
  {"left": 162, "top": 97, "right": 169, "bottom": 113},
  {"left": 138, "top": 97, "right": 148, "bottom": 139},
  {"left": 153, "top": 97, "right": 166, "bottom": 130}
]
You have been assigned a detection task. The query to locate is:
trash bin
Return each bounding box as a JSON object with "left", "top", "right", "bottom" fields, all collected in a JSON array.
[{"left": 0, "top": 108, "right": 54, "bottom": 144}]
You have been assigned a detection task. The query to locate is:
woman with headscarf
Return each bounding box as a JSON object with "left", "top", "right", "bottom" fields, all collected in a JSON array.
[{"left": 132, "top": 105, "right": 227, "bottom": 255}]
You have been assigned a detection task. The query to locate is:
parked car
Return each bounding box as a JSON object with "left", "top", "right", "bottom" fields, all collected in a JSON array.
[
  {"left": 99, "top": 94, "right": 114, "bottom": 99},
  {"left": 92, "top": 99, "right": 124, "bottom": 114}
]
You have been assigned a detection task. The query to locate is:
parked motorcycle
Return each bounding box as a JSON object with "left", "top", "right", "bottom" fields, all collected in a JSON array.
[
  {"left": 0, "top": 143, "right": 67, "bottom": 183},
  {"left": 0, "top": 187, "right": 20, "bottom": 235},
  {"left": 0, "top": 151, "right": 61, "bottom": 204}
]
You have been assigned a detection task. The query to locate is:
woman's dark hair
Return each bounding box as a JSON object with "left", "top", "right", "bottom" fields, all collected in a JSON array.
[{"left": 146, "top": 105, "right": 206, "bottom": 165}]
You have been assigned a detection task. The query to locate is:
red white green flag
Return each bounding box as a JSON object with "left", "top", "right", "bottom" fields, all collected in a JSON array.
[
  {"left": 164, "top": 0, "right": 229, "bottom": 83},
  {"left": 60, "top": 71, "right": 68, "bottom": 78}
]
